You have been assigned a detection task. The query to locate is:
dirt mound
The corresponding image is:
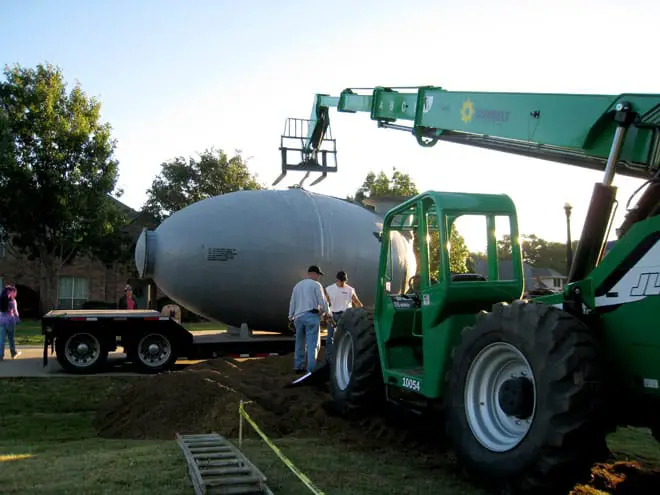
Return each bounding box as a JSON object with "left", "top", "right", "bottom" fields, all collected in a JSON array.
[
  {"left": 571, "top": 461, "right": 660, "bottom": 494},
  {"left": 95, "top": 355, "right": 444, "bottom": 451}
]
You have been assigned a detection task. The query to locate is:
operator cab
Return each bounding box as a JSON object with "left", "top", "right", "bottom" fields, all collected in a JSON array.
[{"left": 375, "top": 191, "right": 525, "bottom": 398}]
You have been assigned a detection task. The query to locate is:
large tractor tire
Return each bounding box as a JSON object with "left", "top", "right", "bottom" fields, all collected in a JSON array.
[
  {"left": 329, "top": 308, "right": 383, "bottom": 417},
  {"left": 446, "top": 300, "right": 608, "bottom": 495}
]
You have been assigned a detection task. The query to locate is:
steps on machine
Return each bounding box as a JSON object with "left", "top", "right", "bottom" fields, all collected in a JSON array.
[{"left": 176, "top": 433, "right": 274, "bottom": 495}]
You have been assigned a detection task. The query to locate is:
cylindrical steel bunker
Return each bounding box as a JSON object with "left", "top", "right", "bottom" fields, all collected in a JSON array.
[{"left": 135, "top": 188, "right": 415, "bottom": 332}]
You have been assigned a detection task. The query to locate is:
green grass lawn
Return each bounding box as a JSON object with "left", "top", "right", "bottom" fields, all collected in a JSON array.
[
  {"left": 0, "top": 377, "right": 191, "bottom": 495},
  {"left": 14, "top": 320, "right": 42, "bottom": 346},
  {"left": 1, "top": 375, "right": 660, "bottom": 494},
  {"left": 0, "top": 376, "right": 481, "bottom": 495},
  {"left": 13, "top": 319, "right": 227, "bottom": 347}
]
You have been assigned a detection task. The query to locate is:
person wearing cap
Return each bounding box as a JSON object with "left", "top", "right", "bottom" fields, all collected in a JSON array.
[
  {"left": 288, "top": 265, "right": 330, "bottom": 374},
  {"left": 324, "top": 271, "right": 362, "bottom": 359},
  {"left": 118, "top": 284, "right": 138, "bottom": 310}
]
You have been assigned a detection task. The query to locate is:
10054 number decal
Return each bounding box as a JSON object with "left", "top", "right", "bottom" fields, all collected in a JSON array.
[{"left": 402, "top": 377, "right": 421, "bottom": 392}]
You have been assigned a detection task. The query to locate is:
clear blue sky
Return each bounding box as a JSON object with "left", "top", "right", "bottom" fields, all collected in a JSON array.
[{"left": 2, "top": 0, "right": 658, "bottom": 251}]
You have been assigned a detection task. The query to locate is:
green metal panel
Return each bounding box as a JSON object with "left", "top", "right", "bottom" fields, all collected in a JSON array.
[
  {"left": 417, "top": 89, "right": 659, "bottom": 165},
  {"left": 369, "top": 87, "right": 419, "bottom": 122},
  {"left": 579, "top": 215, "right": 660, "bottom": 398}
]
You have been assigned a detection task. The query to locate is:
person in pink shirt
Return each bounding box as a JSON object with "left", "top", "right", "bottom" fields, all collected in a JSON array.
[
  {"left": 0, "top": 285, "right": 21, "bottom": 360},
  {"left": 118, "top": 284, "right": 138, "bottom": 310}
]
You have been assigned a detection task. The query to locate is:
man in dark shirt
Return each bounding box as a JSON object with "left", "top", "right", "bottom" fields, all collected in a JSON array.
[{"left": 118, "top": 285, "right": 138, "bottom": 310}]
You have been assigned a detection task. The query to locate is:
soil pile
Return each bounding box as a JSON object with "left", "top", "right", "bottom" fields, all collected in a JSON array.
[
  {"left": 571, "top": 461, "right": 660, "bottom": 494},
  {"left": 94, "top": 355, "right": 445, "bottom": 451}
]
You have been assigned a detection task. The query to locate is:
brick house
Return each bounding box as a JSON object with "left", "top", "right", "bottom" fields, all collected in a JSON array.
[{"left": 0, "top": 197, "right": 164, "bottom": 318}]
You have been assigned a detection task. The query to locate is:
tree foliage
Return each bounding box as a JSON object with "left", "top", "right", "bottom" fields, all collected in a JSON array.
[
  {"left": 0, "top": 63, "right": 129, "bottom": 307},
  {"left": 143, "top": 148, "right": 264, "bottom": 221},
  {"left": 497, "top": 233, "right": 577, "bottom": 274},
  {"left": 353, "top": 169, "right": 470, "bottom": 275},
  {"left": 351, "top": 168, "right": 419, "bottom": 203},
  {"left": 419, "top": 223, "right": 471, "bottom": 275}
]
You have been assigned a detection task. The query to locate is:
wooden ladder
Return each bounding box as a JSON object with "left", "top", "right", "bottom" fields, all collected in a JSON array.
[{"left": 176, "top": 433, "right": 274, "bottom": 495}]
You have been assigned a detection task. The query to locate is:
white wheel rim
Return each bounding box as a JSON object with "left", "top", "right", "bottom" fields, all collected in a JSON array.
[
  {"left": 137, "top": 333, "right": 172, "bottom": 368},
  {"left": 334, "top": 331, "right": 354, "bottom": 391},
  {"left": 64, "top": 333, "right": 101, "bottom": 368},
  {"left": 464, "top": 341, "right": 536, "bottom": 452}
]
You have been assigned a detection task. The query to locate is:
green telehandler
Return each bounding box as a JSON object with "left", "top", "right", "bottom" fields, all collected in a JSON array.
[{"left": 278, "top": 87, "right": 660, "bottom": 494}]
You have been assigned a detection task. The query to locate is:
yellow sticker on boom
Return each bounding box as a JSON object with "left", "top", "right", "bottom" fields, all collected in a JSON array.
[{"left": 461, "top": 98, "right": 474, "bottom": 124}]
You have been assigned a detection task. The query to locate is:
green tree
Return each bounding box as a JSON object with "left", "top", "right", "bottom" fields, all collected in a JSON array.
[
  {"left": 0, "top": 63, "right": 129, "bottom": 308},
  {"left": 497, "top": 233, "right": 577, "bottom": 275},
  {"left": 353, "top": 169, "right": 469, "bottom": 275},
  {"left": 350, "top": 167, "right": 420, "bottom": 202},
  {"left": 143, "top": 148, "right": 264, "bottom": 221},
  {"left": 498, "top": 234, "right": 546, "bottom": 265},
  {"left": 427, "top": 224, "right": 470, "bottom": 274},
  {"left": 448, "top": 225, "right": 470, "bottom": 273},
  {"left": 0, "top": 107, "right": 10, "bottom": 161}
]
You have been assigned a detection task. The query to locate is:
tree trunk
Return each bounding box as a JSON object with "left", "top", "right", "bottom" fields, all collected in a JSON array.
[{"left": 39, "top": 255, "right": 60, "bottom": 313}]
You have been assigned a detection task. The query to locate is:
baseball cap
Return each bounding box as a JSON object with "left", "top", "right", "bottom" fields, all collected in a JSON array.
[
  {"left": 307, "top": 265, "right": 324, "bottom": 275},
  {"left": 336, "top": 271, "right": 347, "bottom": 282}
]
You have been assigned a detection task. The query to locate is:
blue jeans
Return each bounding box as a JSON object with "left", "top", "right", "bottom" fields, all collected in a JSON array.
[
  {"left": 294, "top": 311, "right": 321, "bottom": 371},
  {"left": 0, "top": 321, "right": 16, "bottom": 360}
]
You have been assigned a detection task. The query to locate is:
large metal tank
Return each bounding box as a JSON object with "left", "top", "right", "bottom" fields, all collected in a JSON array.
[{"left": 135, "top": 188, "right": 415, "bottom": 332}]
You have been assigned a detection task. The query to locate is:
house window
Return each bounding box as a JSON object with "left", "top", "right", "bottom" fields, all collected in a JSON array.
[
  {"left": 553, "top": 278, "right": 562, "bottom": 288},
  {"left": 58, "top": 276, "right": 90, "bottom": 309}
]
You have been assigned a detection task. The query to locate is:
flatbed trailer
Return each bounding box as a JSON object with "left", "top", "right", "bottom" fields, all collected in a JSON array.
[{"left": 41, "top": 309, "right": 322, "bottom": 375}]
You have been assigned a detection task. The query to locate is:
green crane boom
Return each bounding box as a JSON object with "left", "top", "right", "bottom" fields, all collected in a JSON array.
[{"left": 290, "top": 87, "right": 660, "bottom": 182}]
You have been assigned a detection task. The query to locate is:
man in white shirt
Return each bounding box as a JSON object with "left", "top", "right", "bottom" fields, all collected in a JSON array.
[
  {"left": 288, "top": 265, "right": 330, "bottom": 374},
  {"left": 324, "top": 270, "right": 362, "bottom": 359}
]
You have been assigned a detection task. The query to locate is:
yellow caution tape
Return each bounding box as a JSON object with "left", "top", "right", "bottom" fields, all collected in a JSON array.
[{"left": 238, "top": 400, "right": 325, "bottom": 495}]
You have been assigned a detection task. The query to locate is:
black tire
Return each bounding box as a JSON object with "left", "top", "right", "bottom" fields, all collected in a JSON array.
[
  {"left": 128, "top": 331, "right": 178, "bottom": 374},
  {"left": 329, "top": 308, "right": 383, "bottom": 416},
  {"left": 446, "top": 300, "right": 608, "bottom": 495},
  {"left": 55, "top": 332, "right": 109, "bottom": 375}
]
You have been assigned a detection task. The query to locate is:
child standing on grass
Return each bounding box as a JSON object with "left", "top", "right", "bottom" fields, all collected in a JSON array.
[{"left": 0, "top": 285, "right": 21, "bottom": 361}]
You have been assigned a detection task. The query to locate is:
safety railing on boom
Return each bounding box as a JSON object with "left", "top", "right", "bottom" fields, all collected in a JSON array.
[{"left": 273, "top": 116, "right": 338, "bottom": 187}]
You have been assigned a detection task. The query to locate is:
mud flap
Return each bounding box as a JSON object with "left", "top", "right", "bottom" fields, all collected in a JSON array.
[
  {"left": 286, "top": 360, "right": 330, "bottom": 388},
  {"left": 43, "top": 337, "right": 48, "bottom": 367}
]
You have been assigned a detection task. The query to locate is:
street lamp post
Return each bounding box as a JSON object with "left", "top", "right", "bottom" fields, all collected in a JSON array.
[{"left": 564, "top": 203, "right": 573, "bottom": 277}]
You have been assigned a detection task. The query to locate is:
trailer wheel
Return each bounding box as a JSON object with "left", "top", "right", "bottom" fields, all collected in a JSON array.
[
  {"left": 329, "top": 308, "right": 383, "bottom": 416},
  {"left": 131, "top": 332, "right": 178, "bottom": 374},
  {"left": 55, "top": 332, "right": 108, "bottom": 374},
  {"left": 446, "top": 300, "right": 607, "bottom": 494}
]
